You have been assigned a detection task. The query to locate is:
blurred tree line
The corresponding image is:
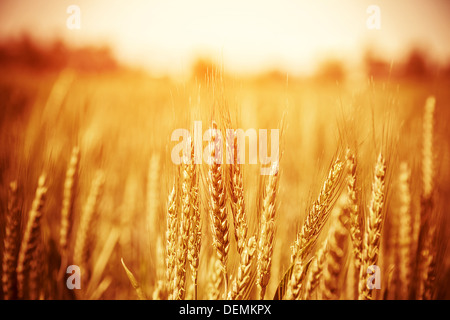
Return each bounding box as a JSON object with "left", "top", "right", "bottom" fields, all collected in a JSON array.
[{"left": 0, "top": 34, "right": 118, "bottom": 73}]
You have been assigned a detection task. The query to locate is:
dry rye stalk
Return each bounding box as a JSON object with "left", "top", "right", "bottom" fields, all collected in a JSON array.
[
  {"left": 73, "top": 171, "right": 105, "bottom": 279},
  {"left": 2, "top": 182, "right": 21, "bottom": 300},
  {"left": 257, "top": 161, "right": 280, "bottom": 300},
  {"left": 358, "top": 153, "right": 386, "bottom": 300},
  {"left": 208, "top": 122, "right": 230, "bottom": 289},
  {"left": 228, "top": 236, "right": 257, "bottom": 300},
  {"left": 60, "top": 146, "right": 80, "bottom": 256},
  {"left": 16, "top": 175, "right": 47, "bottom": 300}
]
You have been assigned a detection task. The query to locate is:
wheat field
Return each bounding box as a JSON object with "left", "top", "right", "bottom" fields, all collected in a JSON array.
[{"left": 0, "top": 65, "right": 449, "bottom": 300}]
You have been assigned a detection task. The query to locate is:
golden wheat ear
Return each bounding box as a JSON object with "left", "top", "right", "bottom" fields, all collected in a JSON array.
[
  {"left": 165, "top": 184, "right": 178, "bottom": 300},
  {"left": 302, "top": 238, "right": 327, "bottom": 300},
  {"left": 207, "top": 121, "right": 230, "bottom": 292},
  {"left": 227, "top": 129, "right": 249, "bottom": 257},
  {"left": 415, "top": 96, "right": 437, "bottom": 300},
  {"left": 60, "top": 146, "right": 80, "bottom": 256},
  {"left": 290, "top": 159, "right": 344, "bottom": 265},
  {"left": 397, "top": 162, "right": 412, "bottom": 299},
  {"left": 358, "top": 153, "right": 386, "bottom": 300},
  {"left": 344, "top": 149, "right": 362, "bottom": 299},
  {"left": 17, "top": 174, "right": 47, "bottom": 300},
  {"left": 187, "top": 146, "right": 201, "bottom": 300},
  {"left": 73, "top": 170, "right": 105, "bottom": 288},
  {"left": 323, "top": 200, "right": 349, "bottom": 300},
  {"left": 280, "top": 159, "right": 343, "bottom": 300},
  {"left": 2, "top": 181, "right": 21, "bottom": 300},
  {"left": 256, "top": 161, "right": 280, "bottom": 300},
  {"left": 228, "top": 236, "right": 257, "bottom": 300}
]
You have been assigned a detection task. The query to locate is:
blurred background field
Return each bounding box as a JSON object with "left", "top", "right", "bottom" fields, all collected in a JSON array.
[{"left": 0, "top": 1, "right": 450, "bottom": 300}]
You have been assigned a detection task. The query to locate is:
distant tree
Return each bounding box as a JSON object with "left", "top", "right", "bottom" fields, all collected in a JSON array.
[
  {"left": 363, "top": 50, "right": 391, "bottom": 79},
  {"left": 401, "top": 48, "right": 430, "bottom": 79},
  {"left": 191, "top": 58, "right": 218, "bottom": 82},
  {"left": 314, "top": 59, "right": 346, "bottom": 83}
]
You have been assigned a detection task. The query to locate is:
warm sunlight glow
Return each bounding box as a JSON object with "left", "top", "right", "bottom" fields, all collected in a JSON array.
[{"left": 1, "top": 0, "right": 450, "bottom": 76}]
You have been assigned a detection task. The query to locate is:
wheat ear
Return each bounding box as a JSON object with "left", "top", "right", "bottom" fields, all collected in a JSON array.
[
  {"left": 358, "top": 153, "right": 386, "bottom": 300},
  {"left": 344, "top": 149, "right": 362, "bottom": 298},
  {"left": 397, "top": 162, "right": 412, "bottom": 299},
  {"left": 17, "top": 175, "right": 47, "bottom": 299},
  {"left": 208, "top": 122, "right": 229, "bottom": 289},
  {"left": 228, "top": 236, "right": 257, "bottom": 300},
  {"left": 60, "top": 146, "right": 80, "bottom": 256},
  {"left": 228, "top": 130, "right": 248, "bottom": 256},
  {"left": 165, "top": 184, "right": 178, "bottom": 299},
  {"left": 323, "top": 203, "right": 348, "bottom": 300},
  {"left": 207, "top": 255, "right": 224, "bottom": 300},
  {"left": 173, "top": 141, "right": 196, "bottom": 300},
  {"left": 285, "top": 160, "right": 343, "bottom": 300},
  {"left": 73, "top": 171, "right": 104, "bottom": 281},
  {"left": 303, "top": 239, "right": 327, "bottom": 300},
  {"left": 257, "top": 161, "right": 279, "bottom": 300},
  {"left": 2, "top": 181, "right": 21, "bottom": 300},
  {"left": 290, "top": 160, "right": 343, "bottom": 264},
  {"left": 416, "top": 96, "right": 436, "bottom": 299},
  {"left": 187, "top": 150, "right": 201, "bottom": 300}
]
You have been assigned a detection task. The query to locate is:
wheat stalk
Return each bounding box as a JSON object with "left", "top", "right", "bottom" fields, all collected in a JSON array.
[
  {"left": 2, "top": 181, "right": 21, "bottom": 300},
  {"left": 17, "top": 174, "right": 47, "bottom": 300}
]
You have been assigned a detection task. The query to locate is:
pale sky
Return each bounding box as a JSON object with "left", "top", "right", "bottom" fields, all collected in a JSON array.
[{"left": 0, "top": 0, "right": 449, "bottom": 76}]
